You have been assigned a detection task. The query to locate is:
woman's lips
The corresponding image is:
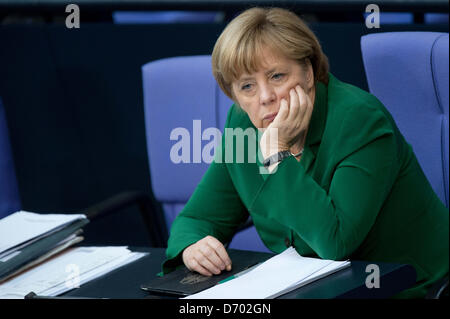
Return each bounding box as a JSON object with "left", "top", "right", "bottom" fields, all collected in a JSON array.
[{"left": 263, "top": 112, "right": 278, "bottom": 123}]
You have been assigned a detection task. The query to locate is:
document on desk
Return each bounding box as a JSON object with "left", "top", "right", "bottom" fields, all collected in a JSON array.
[
  {"left": 0, "top": 246, "right": 147, "bottom": 299},
  {"left": 185, "top": 247, "right": 350, "bottom": 299},
  {"left": 0, "top": 211, "right": 87, "bottom": 259}
]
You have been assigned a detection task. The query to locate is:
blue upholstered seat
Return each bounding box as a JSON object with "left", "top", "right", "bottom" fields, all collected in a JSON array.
[{"left": 361, "top": 32, "right": 449, "bottom": 207}]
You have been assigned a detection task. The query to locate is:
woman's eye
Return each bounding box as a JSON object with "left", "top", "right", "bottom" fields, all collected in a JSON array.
[
  {"left": 272, "top": 73, "right": 285, "bottom": 80},
  {"left": 241, "top": 83, "right": 252, "bottom": 91}
]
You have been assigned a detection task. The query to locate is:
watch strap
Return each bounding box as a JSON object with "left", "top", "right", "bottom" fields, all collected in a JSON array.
[{"left": 262, "top": 150, "right": 291, "bottom": 168}]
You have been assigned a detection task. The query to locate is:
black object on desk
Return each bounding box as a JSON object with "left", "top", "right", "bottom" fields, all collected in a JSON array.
[
  {"left": 62, "top": 247, "right": 416, "bottom": 299},
  {"left": 140, "top": 249, "right": 271, "bottom": 297},
  {"left": 0, "top": 218, "right": 89, "bottom": 282}
]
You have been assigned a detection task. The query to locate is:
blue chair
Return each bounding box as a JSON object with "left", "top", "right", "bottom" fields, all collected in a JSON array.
[
  {"left": 361, "top": 32, "right": 449, "bottom": 208},
  {"left": 0, "top": 97, "right": 21, "bottom": 219},
  {"left": 361, "top": 32, "right": 449, "bottom": 298},
  {"left": 142, "top": 55, "right": 271, "bottom": 252}
]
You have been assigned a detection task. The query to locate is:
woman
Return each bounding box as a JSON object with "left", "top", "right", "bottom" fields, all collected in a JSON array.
[{"left": 162, "top": 7, "right": 448, "bottom": 298}]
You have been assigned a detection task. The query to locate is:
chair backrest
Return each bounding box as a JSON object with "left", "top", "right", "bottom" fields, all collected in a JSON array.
[
  {"left": 142, "top": 55, "right": 231, "bottom": 227},
  {"left": 0, "top": 97, "right": 21, "bottom": 218},
  {"left": 361, "top": 32, "right": 449, "bottom": 207},
  {"left": 142, "top": 56, "right": 271, "bottom": 252}
]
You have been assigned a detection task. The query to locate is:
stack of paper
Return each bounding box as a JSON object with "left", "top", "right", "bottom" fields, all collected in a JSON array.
[
  {"left": 0, "top": 211, "right": 89, "bottom": 281},
  {"left": 0, "top": 246, "right": 147, "bottom": 298},
  {"left": 185, "top": 247, "right": 350, "bottom": 299}
]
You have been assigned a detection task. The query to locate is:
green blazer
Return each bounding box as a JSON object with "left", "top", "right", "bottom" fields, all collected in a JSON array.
[{"left": 163, "top": 73, "right": 449, "bottom": 298}]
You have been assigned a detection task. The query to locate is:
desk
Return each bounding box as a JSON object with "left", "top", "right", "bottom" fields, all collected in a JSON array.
[{"left": 62, "top": 247, "right": 416, "bottom": 299}]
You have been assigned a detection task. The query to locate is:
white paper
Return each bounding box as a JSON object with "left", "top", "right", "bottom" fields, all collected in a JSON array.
[
  {"left": 0, "top": 211, "right": 87, "bottom": 257},
  {"left": 185, "top": 247, "right": 350, "bottom": 299},
  {"left": 0, "top": 246, "right": 147, "bottom": 299},
  {"left": 41, "top": 251, "right": 146, "bottom": 297}
]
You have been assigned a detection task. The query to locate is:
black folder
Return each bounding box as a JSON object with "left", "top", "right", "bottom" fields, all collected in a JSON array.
[
  {"left": 140, "top": 249, "right": 272, "bottom": 297},
  {"left": 0, "top": 218, "right": 89, "bottom": 281}
]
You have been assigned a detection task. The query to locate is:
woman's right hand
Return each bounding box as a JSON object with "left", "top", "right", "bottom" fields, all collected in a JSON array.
[
  {"left": 182, "top": 235, "right": 232, "bottom": 276},
  {"left": 260, "top": 85, "right": 313, "bottom": 160}
]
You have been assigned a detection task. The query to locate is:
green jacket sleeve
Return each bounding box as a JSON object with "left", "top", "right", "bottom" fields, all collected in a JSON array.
[
  {"left": 251, "top": 111, "right": 399, "bottom": 261},
  {"left": 162, "top": 108, "right": 249, "bottom": 274}
]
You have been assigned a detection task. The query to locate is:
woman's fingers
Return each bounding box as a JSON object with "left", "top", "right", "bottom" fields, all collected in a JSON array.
[
  {"left": 188, "top": 258, "right": 213, "bottom": 277},
  {"left": 196, "top": 251, "right": 222, "bottom": 275},
  {"left": 185, "top": 246, "right": 218, "bottom": 276},
  {"left": 182, "top": 235, "right": 232, "bottom": 276},
  {"left": 295, "top": 85, "right": 308, "bottom": 121},
  {"left": 300, "top": 92, "right": 314, "bottom": 129},
  {"left": 275, "top": 98, "right": 289, "bottom": 123},
  {"left": 199, "top": 243, "right": 224, "bottom": 273},
  {"left": 205, "top": 236, "right": 232, "bottom": 271},
  {"left": 288, "top": 87, "right": 300, "bottom": 121}
]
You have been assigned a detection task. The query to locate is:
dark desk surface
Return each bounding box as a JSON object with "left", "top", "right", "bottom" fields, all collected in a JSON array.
[{"left": 63, "top": 247, "right": 416, "bottom": 299}]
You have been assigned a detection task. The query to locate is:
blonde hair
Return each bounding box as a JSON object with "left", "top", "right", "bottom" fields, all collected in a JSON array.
[{"left": 212, "top": 7, "right": 329, "bottom": 100}]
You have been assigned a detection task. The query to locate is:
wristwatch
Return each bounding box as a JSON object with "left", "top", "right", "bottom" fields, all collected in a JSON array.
[{"left": 262, "top": 150, "right": 291, "bottom": 168}]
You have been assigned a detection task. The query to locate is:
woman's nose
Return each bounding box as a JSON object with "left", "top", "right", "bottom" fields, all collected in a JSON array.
[{"left": 259, "top": 84, "right": 276, "bottom": 106}]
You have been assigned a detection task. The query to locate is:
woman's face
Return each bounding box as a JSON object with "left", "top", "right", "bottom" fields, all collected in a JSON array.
[{"left": 231, "top": 47, "right": 315, "bottom": 129}]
